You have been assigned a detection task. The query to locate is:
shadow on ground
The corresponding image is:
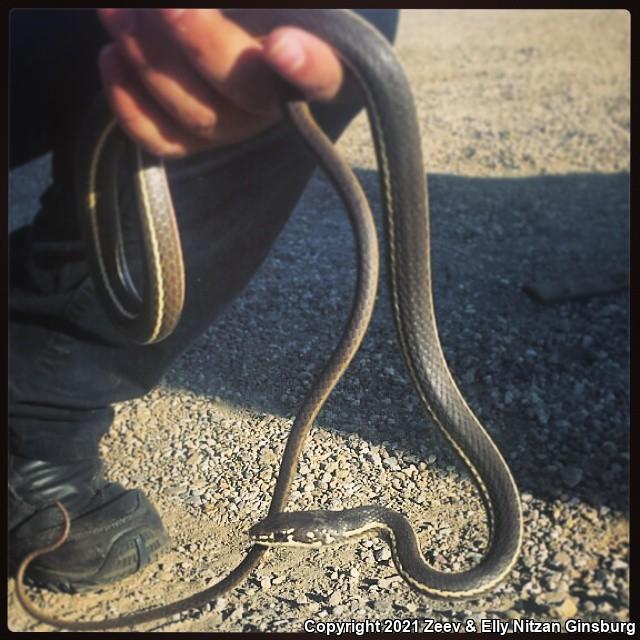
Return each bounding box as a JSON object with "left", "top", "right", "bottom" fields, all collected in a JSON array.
[
  {"left": 9, "top": 164, "right": 629, "bottom": 515},
  {"left": 161, "top": 169, "right": 630, "bottom": 515}
]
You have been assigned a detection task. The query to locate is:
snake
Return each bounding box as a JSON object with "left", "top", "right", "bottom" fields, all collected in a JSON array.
[{"left": 15, "top": 9, "right": 523, "bottom": 630}]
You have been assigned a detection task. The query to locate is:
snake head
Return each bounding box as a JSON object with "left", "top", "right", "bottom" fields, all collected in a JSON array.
[
  {"left": 249, "top": 507, "right": 387, "bottom": 548},
  {"left": 248, "top": 510, "right": 347, "bottom": 547}
]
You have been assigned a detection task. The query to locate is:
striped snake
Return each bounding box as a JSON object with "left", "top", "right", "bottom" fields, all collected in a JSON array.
[{"left": 15, "top": 9, "right": 522, "bottom": 629}]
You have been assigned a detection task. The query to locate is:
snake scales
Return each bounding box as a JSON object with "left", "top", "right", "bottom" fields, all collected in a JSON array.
[{"left": 15, "top": 9, "right": 522, "bottom": 629}]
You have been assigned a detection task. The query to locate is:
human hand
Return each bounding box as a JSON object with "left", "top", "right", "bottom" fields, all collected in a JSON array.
[{"left": 97, "top": 9, "right": 346, "bottom": 157}]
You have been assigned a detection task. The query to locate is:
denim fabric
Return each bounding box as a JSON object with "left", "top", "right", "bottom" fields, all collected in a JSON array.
[{"left": 9, "top": 9, "right": 399, "bottom": 462}]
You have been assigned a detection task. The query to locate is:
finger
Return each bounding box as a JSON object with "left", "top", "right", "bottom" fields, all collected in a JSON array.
[
  {"left": 262, "top": 27, "right": 344, "bottom": 102},
  {"left": 98, "top": 43, "right": 210, "bottom": 157},
  {"left": 99, "top": 9, "right": 278, "bottom": 140},
  {"left": 98, "top": 9, "right": 220, "bottom": 139},
  {"left": 156, "top": 8, "right": 283, "bottom": 118},
  {"left": 98, "top": 24, "right": 277, "bottom": 154}
]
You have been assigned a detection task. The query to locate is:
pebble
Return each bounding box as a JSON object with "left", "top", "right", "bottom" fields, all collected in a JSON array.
[
  {"left": 260, "top": 578, "right": 271, "bottom": 591},
  {"left": 228, "top": 605, "right": 244, "bottom": 621},
  {"left": 375, "top": 548, "right": 392, "bottom": 562},
  {"left": 561, "top": 466, "right": 583, "bottom": 488},
  {"left": 550, "top": 597, "right": 578, "bottom": 619},
  {"left": 383, "top": 457, "right": 400, "bottom": 470},
  {"left": 536, "top": 590, "right": 568, "bottom": 606},
  {"left": 552, "top": 551, "right": 572, "bottom": 568},
  {"left": 598, "top": 601, "right": 614, "bottom": 614},
  {"left": 378, "top": 576, "right": 402, "bottom": 590},
  {"left": 370, "top": 599, "right": 392, "bottom": 614}
]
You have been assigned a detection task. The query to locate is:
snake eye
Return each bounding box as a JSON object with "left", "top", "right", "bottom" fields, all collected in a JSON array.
[{"left": 269, "top": 528, "right": 296, "bottom": 543}]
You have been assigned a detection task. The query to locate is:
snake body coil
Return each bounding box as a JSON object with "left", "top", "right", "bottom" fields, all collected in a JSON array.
[{"left": 15, "top": 9, "right": 522, "bottom": 629}]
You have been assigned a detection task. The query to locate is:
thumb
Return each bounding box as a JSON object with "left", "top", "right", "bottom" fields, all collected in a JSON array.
[{"left": 262, "top": 27, "right": 344, "bottom": 102}]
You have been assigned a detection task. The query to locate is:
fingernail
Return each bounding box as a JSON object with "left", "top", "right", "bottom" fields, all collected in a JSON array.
[{"left": 267, "top": 33, "right": 306, "bottom": 73}]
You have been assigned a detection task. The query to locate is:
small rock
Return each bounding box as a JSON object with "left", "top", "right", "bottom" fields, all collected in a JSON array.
[
  {"left": 228, "top": 605, "right": 244, "bottom": 621},
  {"left": 260, "top": 578, "right": 271, "bottom": 590},
  {"left": 137, "top": 406, "right": 152, "bottom": 421},
  {"left": 537, "top": 590, "right": 568, "bottom": 606},
  {"left": 552, "top": 551, "right": 573, "bottom": 568},
  {"left": 383, "top": 457, "right": 400, "bottom": 471},
  {"left": 550, "top": 597, "right": 578, "bottom": 619},
  {"left": 370, "top": 599, "right": 391, "bottom": 614},
  {"left": 561, "top": 466, "right": 583, "bottom": 488},
  {"left": 581, "top": 335, "right": 594, "bottom": 348},
  {"left": 259, "top": 449, "right": 278, "bottom": 465},
  {"left": 378, "top": 576, "right": 402, "bottom": 590},
  {"left": 375, "top": 547, "right": 392, "bottom": 562},
  {"left": 186, "top": 453, "right": 202, "bottom": 467},
  {"left": 594, "top": 569, "right": 608, "bottom": 582}
]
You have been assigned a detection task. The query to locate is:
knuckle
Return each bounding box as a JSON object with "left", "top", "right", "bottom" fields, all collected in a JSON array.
[{"left": 183, "top": 110, "right": 219, "bottom": 141}]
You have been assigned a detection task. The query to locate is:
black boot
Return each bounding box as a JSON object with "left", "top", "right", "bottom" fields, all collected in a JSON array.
[{"left": 8, "top": 454, "right": 170, "bottom": 593}]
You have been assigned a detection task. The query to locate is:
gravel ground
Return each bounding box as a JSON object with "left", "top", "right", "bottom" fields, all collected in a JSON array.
[{"left": 8, "top": 9, "right": 630, "bottom": 633}]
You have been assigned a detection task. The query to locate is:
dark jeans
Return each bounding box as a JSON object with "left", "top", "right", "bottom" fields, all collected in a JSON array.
[{"left": 9, "top": 10, "right": 399, "bottom": 462}]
